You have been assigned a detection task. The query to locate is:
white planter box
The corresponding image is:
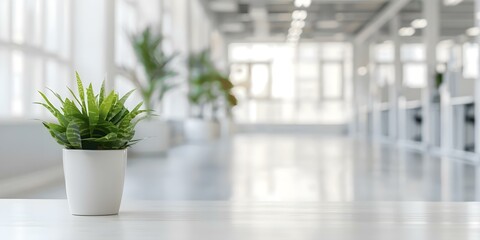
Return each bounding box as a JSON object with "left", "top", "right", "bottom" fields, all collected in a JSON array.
[
  {"left": 131, "top": 119, "right": 170, "bottom": 155},
  {"left": 63, "top": 149, "right": 127, "bottom": 216},
  {"left": 184, "top": 119, "right": 220, "bottom": 142}
]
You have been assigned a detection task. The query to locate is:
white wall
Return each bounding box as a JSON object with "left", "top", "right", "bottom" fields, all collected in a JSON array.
[{"left": 0, "top": 121, "right": 61, "bottom": 180}]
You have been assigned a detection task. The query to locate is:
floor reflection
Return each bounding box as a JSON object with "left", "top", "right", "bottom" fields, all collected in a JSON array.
[{"left": 16, "top": 133, "right": 480, "bottom": 201}]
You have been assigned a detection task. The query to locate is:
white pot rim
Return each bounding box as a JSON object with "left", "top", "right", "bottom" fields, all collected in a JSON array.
[{"left": 63, "top": 149, "right": 127, "bottom": 152}]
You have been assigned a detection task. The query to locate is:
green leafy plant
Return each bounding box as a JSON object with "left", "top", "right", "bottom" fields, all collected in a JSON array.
[
  {"left": 120, "top": 27, "right": 177, "bottom": 114},
  {"left": 188, "top": 50, "right": 237, "bottom": 119},
  {"left": 36, "top": 72, "right": 149, "bottom": 150},
  {"left": 217, "top": 74, "right": 238, "bottom": 117},
  {"left": 435, "top": 71, "right": 443, "bottom": 89}
]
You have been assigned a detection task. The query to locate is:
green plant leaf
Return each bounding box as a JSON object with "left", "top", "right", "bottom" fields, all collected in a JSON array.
[
  {"left": 46, "top": 88, "right": 65, "bottom": 105},
  {"left": 108, "top": 89, "right": 134, "bottom": 120},
  {"left": 75, "top": 71, "right": 86, "bottom": 109},
  {"left": 99, "top": 90, "right": 116, "bottom": 120},
  {"left": 99, "top": 80, "right": 106, "bottom": 105},
  {"left": 66, "top": 87, "right": 85, "bottom": 113},
  {"left": 66, "top": 120, "right": 82, "bottom": 148},
  {"left": 43, "top": 122, "right": 66, "bottom": 132},
  {"left": 121, "top": 27, "right": 178, "bottom": 111},
  {"left": 63, "top": 98, "right": 83, "bottom": 119},
  {"left": 47, "top": 127, "right": 71, "bottom": 148},
  {"left": 37, "top": 91, "right": 61, "bottom": 115},
  {"left": 86, "top": 84, "right": 100, "bottom": 133},
  {"left": 34, "top": 101, "right": 68, "bottom": 127},
  {"left": 83, "top": 132, "right": 118, "bottom": 142}
]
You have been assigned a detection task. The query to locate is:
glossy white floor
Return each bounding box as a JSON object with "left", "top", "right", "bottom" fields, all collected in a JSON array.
[{"left": 14, "top": 133, "right": 480, "bottom": 202}]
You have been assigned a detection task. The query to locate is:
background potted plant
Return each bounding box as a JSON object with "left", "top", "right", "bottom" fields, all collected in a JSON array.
[
  {"left": 37, "top": 72, "right": 148, "bottom": 216},
  {"left": 120, "top": 27, "right": 177, "bottom": 154},
  {"left": 216, "top": 73, "right": 238, "bottom": 137},
  {"left": 185, "top": 50, "right": 237, "bottom": 141}
]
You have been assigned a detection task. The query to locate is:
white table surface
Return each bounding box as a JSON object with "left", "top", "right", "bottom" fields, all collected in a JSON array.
[{"left": 1, "top": 200, "right": 480, "bottom": 240}]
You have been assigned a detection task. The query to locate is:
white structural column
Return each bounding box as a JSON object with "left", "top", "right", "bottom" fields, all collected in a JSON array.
[
  {"left": 352, "top": 41, "right": 371, "bottom": 135},
  {"left": 352, "top": 40, "right": 371, "bottom": 135},
  {"left": 389, "top": 16, "right": 402, "bottom": 140},
  {"left": 369, "top": 37, "right": 381, "bottom": 138},
  {"left": 422, "top": 0, "right": 440, "bottom": 147},
  {"left": 475, "top": 0, "right": 480, "bottom": 154},
  {"left": 162, "top": 0, "right": 191, "bottom": 119},
  {"left": 72, "top": 0, "right": 115, "bottom": 90},
  {"left": 351, "top": 42, "right": 361, "bottom": 134},
  {"left": 361, "top": 44, "right": 371, "bottom": 136}
]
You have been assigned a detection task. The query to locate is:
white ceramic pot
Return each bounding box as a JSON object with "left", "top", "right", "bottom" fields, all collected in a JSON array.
[
  {"left": 184, "top": 118, "right": 220, "bottom": 142},
  {"left": 131, "top": 119, "right": 170, "bottom": 155},
  {"left": 63, "top": 149, "right": 127, "bottom": 216},
  {"left": 220, "top": 118, "right": 236, "bottom": 137}
]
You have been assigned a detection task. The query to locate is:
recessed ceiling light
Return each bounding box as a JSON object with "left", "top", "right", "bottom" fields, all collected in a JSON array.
[
  {"left": 357, "top": 67, "right": 368, "bottom": 76},
  {"left": 335, "top": 13, "right": 345, "bottom": 21},
  {"left": 438, "top": 39, "right": 454, "bottom": 45},
  {"left": 398, "top": 27, "right": 415, "bottom": 36},
  {"left": 411, "top": 19, "right": 427, "bottom": 29},
  {"left": 291, "top": 20, "right": 305, "bottom": 29},
  {"left": 220, "top": 23, "right": 245, "bottom": 32},
  {"left": 292, "top": 10, "right": 307, "bottom": 20},
  {"left": 287, "top": 35, "right": 300, "bottom": 40},
  {"left": 288, "top": 28, "right": 303, "bottom": 36},
  {"left": 294, "top": 0, "right": 311, "bottom": 8},
  {"left": 286, "top": 34, "right": 300, "bottom": 42},
  {"left": 466, "top": 27, "right": 480, "bottom": 36},
  {"left": 316, "top": 20, "right": 339, "bottom": 29},
  {"left": 209, "top": 1, "right": 238, "bottom": 12},
  {"left": 334, "top": 33, "right": 345, "bottom": 40},
  {"left": 444, "top": 0, "right": 463, "bottom": 6}
]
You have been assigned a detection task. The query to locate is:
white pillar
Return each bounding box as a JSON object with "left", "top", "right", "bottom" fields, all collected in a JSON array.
[
  {"left": 351, "top": 41, "right": 361, "bottom": 135},
  {"left": 475, "top": 0, "right": 480, "bottom": 154},
  {"left": 422, "top": 0, "right": 440, "bottom": 147},
  {"left": 72, "top": 0, "right": 115, "bottom": 90},
  {"left": 162, "top": 0, "right": 191, "bottom": 119},
  {"left": 369, "top": 38, "right": 382, "bottom": 138},
  {"left": 351, "top": 40, "right": 371, "bottom": 136},
  {"left": 390, "top": 16, "right": 402, "bottom": 140}
]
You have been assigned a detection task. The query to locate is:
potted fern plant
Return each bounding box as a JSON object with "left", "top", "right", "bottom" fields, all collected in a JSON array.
[
  {"left": 37, "top": 72, "right": 148, "bottom": 216},
  {"left": 120, "top": 27, "right": 177, "bottom": 154},
  {"left": 185, "top": 50, "right": 236, "bottom": 141}
]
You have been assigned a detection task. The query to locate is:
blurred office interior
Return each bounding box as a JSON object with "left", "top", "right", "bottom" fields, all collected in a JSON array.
[{"left": 1, "top": 0, "right": 480, "bottom": 202}]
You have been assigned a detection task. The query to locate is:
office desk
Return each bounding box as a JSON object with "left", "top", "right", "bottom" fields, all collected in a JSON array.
[{"left": 1, "top": 199, "right": 480, "bottom": 240}]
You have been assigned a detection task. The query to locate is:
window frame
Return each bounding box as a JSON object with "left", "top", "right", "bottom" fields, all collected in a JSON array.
[{"left": 0, "top": 0, "right": 73, "bottom": 118}]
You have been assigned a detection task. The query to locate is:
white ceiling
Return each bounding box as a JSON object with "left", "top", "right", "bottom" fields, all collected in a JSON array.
[{"left": 205, "top": 0, "right": 476, "bottom": 41}]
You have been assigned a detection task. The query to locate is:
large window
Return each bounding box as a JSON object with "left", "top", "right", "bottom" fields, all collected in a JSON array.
[
  {"left": 373, "top": 42, "right": 394, "bottom": 89},
  {"left": 229, "top": 42, "right": 351, "bottom": 124},
  {"left": 0, "top": 0, "right": 221, "bottom": 121},
  {"left": 322, "top": 63, "right": 343, "bottom": 99},
  {"left": 401, "top": 44, "right": 426, "bottom": 89},
  {"left": 463, "top": 42, "right": 479, "bottom": 79},
  {"left": 0, "top": 0, "right": 72, "bottom": 118}
]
